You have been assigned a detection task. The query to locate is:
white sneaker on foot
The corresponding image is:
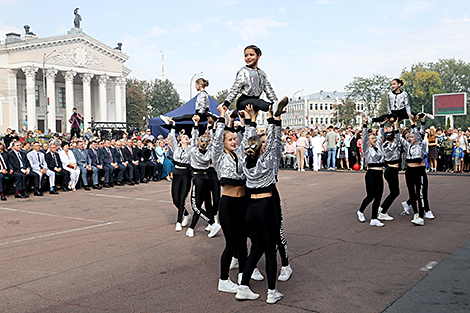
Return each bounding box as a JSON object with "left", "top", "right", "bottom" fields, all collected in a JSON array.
[
  {"left": 160, "top": 115, "right": 171, "bottom": 125},
  {"left": 357, "top": 210, "right": 366, "bottom": 222},
  {"left": 411, "top": 213, "right": 425, "bottom": 226},
  {"left": 301, "top": 169, "right": 305, "bottom": 172},
  {"left": 230, "top": 257, "right": 239, "bottom": 270},
  {"left": 218, "top": 278, "right": 239, "bottom": 293},
  {"left": 181, "top": 213, "right": 191, "bottom": 227},
  {"left": 370, "top": 219, "right": 384, "bottom": 227},
  {"left": 208, "top": 222, "right": 221, "bottom": 238},
  {"left": 425, "top": 211, "right": 435, "bottom": 219},
  {"left": 251, "top": 268, "right": 264, "bottom": 281},
  {"left": 378, "top": 212, "right": 394, "bottom": 221},
  {"left": 278, "top": 265, "right": 293, "bottom": 281},
  {"left": 273, "top": 96, "right": 289, "bottom": 117},
  {"left": 266, "top": 289, "right": 283, "bottom": 304},
  {"left": 175, "top": 222, "right": 182, "bottom": 231},
  {"left": 205, "top": 225, "right": 211, "bottom": 232},
  {"left": 235, "top": 286, "right": 259, "bottom": 300},
  {"left": 401, "top": 201, "right": 411, "bottom": 215},
  {"left": 186, "top": 228, "right": 194, "bottom": 237}
]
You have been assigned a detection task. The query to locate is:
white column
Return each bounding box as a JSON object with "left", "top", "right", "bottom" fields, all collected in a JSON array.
[
  {"left": 80, "top": 73, "right": 94, "bottom": 131},
  {"left": 62, "top": 71, "right": 76, "bottom": 133},
  {"left": 114, "top": 76, "right": 123, "bottom": 122},
  {"left": 98, "top": 74, "right": 109, "bottom": 121},
  {"left": 22, "top": 65, "right": 38, "bottom": 131},
  {"left": 45, "top": 69, "right": 58, "bottom": 133},
  {"left": 7, "top": 69, "right": 18, "bottom": 130},
  {"left": 122, "top": 78, "right": 126, "bottom": 122}
]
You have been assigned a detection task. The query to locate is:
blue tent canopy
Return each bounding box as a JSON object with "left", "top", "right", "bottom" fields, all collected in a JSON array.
[{"left": 148, "top": 95, "right": 221, "bottom": 138}]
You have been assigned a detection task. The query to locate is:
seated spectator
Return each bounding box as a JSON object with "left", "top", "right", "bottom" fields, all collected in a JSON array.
[
  {"left": 87, "top": 141, "right": 104, "bottom": 189},
  {"left": 73, "top": 140, "right": 95, "bottom": 191},
  {"left": 282, "top": 137, "right": 297, "bottom": 168},
  {"left": 0, "top": 141, "right": 20, "bottom": 201},
  {"left": 45, "top": 143, "right": 71, "bottom": 192},
  {"left": 59, "top": 141, "right": 80, "bottom": 191},
  {"left": 27, "top": 141, "right": 57, "bottom": 195},
  {"left": 8, "top": 140, "right": 40, "bottom": 198},
  {"left": 145, "top": 140, "right": 163, "bottom": 181},
  {"left": 155, "top": 140, "right": 174, "bottom": 180}
]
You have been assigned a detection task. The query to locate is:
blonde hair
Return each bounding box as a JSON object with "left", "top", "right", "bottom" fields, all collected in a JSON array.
[{"left": 196, "top": 78, "right": 209, "bottom": 88}]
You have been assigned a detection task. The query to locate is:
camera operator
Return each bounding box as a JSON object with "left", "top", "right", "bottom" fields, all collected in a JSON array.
[{"left": 69, "top": 108, "right": 83, "bottom": 138}]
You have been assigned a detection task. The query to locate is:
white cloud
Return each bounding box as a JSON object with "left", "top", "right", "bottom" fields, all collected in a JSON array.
[
  {"left": 403, "top": 0, "right": 433, "bottom": 13},
  {"left": 172, "top": 22, "right": 204, "bottom": 34},
  {"left": 227, "top": 17, "right": 287, "bottom": 41},
  {"left": 313, "top": 39, "right": 321, "bottom": 44},
  {"left": 0, "top": 19, "right": 21, "bottom": 39},
  {"left": 149, "top": 25, "right": 167, "bottom": 37},
  {"left": 217, "top": 0, "right": 237, "bottom": 6},
  {"left": 315, "top": 0, "right": 331, "bottom": 4},
  {"left": 443, "top": 14, "right": 470, "bottom": 24},
  {"left": 208, "top": 41, "right": 220, "bottom": 48},
  {"left": 279, "top": 6, "right": 286, "bottom": 14}
]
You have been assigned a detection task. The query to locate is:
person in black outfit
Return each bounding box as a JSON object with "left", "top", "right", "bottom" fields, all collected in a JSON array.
[
  {"left": 134, "top": 139, "right": 150, "bottom": 183},
  {"left": 8, "top": 141, "right": 41, "bottom": 197},
  {"left": 45, "top": 142, "right": 71, "bottom": 192},
  {"left": 87, "top": 141, "right": 104, "bottom": 189},
  {"left": 122, "top": 139, "right": 139, "bottom": 185},
  {"left": 113, "top": 140, "right": 132, "bottom": 185},
  {"left": 146, "top": 141, "right": 162, "bottom": 181},
  {"left": 0, "top": 141, "right": 22, "bottom": 200}
]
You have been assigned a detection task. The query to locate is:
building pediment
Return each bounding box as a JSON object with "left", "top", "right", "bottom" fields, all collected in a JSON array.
[{"left": 52, "top": 45, "right": 105, "bottom": 70}]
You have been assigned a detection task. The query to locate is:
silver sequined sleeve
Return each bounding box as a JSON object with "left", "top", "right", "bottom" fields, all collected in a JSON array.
[{"left": 195, "top": 91, "right": 210, "bottom": 113}]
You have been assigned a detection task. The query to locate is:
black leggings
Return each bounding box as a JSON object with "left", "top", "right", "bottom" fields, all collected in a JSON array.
[
  {"left": 272, "top": 187, "right": 289, "bottom": 267},
  {"left": 241, "top": 197, "right": 279, "bottom": 290},
  {"left": 171, "top": 168, "right": 191, "bottom": 223},
  {"left": 219, "top": 194, "right": 248, "bottom": 280},
  {"left": 405, "top": 166, "right": 429, "bottom": 218},
  {"left": 189, "top": 173, "right": 214, "bottom": 229},
  {"left": 236, "top": 95, "right": 271, "bottom": 112},
  {"left": 373, "top": 108, "right": 415, "bottom": 122},
  {"left": 380, "top": 167, "right": 400, "bottom": 213},
  {"left": 173, "top": 111, "right": 217, "bottom": 123},
  {"left": 359, "top": 169, "right": 384, "bottom": 219},
  {"left": 207, "top": 167, "right": 221, "bottom": 216}
]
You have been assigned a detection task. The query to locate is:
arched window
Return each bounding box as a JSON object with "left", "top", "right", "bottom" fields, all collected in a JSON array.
[{"left": 320, "top": 103, "right": 323, "bottom": 110}]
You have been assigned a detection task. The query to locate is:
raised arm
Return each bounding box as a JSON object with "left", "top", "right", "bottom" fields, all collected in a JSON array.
[
  {"left": 169, "top": 118, "right": 178, "bottom": 150},
  {"left": 190, "top": 115, "right": 200, "bottom": 147}
]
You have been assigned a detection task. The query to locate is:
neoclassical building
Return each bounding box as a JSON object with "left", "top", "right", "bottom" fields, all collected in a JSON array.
[{"left": 0, "top": 26, "right": 130, "bottom": 133}]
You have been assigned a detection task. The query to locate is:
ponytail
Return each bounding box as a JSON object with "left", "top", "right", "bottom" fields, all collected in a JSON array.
[{"left": 196, "top": 78, "right": 209, "bottom": 88}]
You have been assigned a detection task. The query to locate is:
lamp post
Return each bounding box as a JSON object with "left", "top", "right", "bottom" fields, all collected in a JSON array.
[
  {"left": 292, "top": 89, "right": 304, "bottom": 126},
  {"left": 190, "top": 71, "right": 203, "bottom": 99},
  {"left": 42, "top": 50, "right": 56, "bottom": 135}
]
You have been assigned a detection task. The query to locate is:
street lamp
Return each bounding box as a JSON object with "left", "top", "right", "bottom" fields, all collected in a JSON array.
[
  {"left": 292, "top": 88, "right": 304, "bottom": 100},
  {"left": 42, "top": 50, "right": 56, "bottom": 135},
  {"left": 190, "top": 71, "right": 203, "bottom": 99}
]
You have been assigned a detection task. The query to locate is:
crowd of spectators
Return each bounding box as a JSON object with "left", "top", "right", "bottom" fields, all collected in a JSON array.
[{"left": 0, "top": 127, "right": 176, "bottom": 201}]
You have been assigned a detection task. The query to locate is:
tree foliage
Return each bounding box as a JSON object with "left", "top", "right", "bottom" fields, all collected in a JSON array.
[
  {"left": 147, "top": 79, "right": 182, "bottom": 118},
  {"left": 211, "top": 89, "right": 238, "bottom": 109},
  {"left": 126, "top": 78, "right": 149, "bottom": 127},
  {"left": 344, "top": 74, "right": 390, "bottom": 117},
  {"left": 334, "top": 99, "right": 358, "bottom": 128}
]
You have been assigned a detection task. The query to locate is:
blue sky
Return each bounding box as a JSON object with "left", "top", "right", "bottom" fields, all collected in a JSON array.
[{"left": 1, "top": 0, "right": 470, "bottom": 101}]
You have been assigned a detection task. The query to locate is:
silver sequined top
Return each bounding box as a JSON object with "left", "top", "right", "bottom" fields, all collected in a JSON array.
[
  {"left": 170, "top": 128, "right": 190, "bottom": 166},
  {"left": 383, "top": 131, "right": 402, "bottom": 163},
  {"left": 188, "top": 127, "right": 212, "bottom": 170},
  {"left": 195, "top": 91, "right": 210, "bottom": 114},
  {"left": 362, "top": 126, "right": 384, "bottom": 167},
  {"left": 244, "top": 119, "right": 281, "bottom": 190},
  {"left": 399, "top": 125, "right": 426, "bottom": 163},
  {"left": 225, "top": 66, "right": 278, "bottom": 105},
  {"left": 387, "top": 90, "right": 411, "bottom": 114}
]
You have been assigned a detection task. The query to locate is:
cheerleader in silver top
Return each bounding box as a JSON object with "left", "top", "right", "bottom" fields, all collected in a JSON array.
[
  {"left": 357, "top": 118, "right": 387, "bottom": 227},
  {"left": 398, "top": 115, "right": 434, "bottom": 225},
  {"left": 168, "top": 117, "right": 193, "bottom": 232},
  {"left": 185, "top": 115, "right": 222, "bottom": 238},
  {"left": 224, "top": 45, "right": 288, "bottom": 117},
  {"left": 235, "top": 105, "right": 285, "bottom": 304}
]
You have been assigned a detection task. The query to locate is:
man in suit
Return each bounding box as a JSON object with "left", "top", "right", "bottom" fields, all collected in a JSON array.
[
  {"left": 73, "top": 140, "right": 95, "bottom": 191},
  {"left": 87, "top": 141, "right": 103, "bottom": 189},
  {"left": 27, "top": 141, "right": 57, "bottom": 195},
  {"left": 145, "top": 140, "right": 162, "bottom": 181},
  {"left": 113, "top": 140, "right": 132, "bottom": 186},
  {"left": 99, "top": 139, "right": 124, "bottom": 188},
  {"left": 0, "top": 142, "right": 22, "bottom": 200},
  {"left": 122, "top": 138, "right": 139, "bottom": 185},
  {"left": 8, "top": 141, "right": 40, "bottom": 197},
  {"left": 134, "top": 139, "right": 150, "bottom": 183},
  {"left": 45, "top": 142, "right": 71, "bottom": 192}
]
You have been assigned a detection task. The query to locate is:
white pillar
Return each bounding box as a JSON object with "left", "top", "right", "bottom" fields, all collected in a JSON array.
[
  {"left": 46, "top": 69, "right": 58, "bottom": 133},
  {"left": 22, "top": 65, "right": 38, "bottom": 131},
  {"left": 98, "top": 74, "right": 109, "bottom": 121},
  {"left": 81, "top": 73, "right": 94, "bottom": 131},
  {"left": 114, "top": 76, "right": 123, "bottom": 122},
  {"left": 62, "top": 70, "right": 76, "bottom": 133},
  {"left": 122, "top": 78, "right": 126, "bottom": 122},
  {"left": 7, "top": 69, "right": 18, "bottom": 130}
]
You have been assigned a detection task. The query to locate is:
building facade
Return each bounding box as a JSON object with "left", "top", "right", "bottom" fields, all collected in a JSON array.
[{"left": 0, "top": 27, "right": 130, "bottom": 134}]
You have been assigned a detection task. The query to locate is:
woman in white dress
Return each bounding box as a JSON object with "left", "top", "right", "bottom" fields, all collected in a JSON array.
[
  {"left": 311, "top": 130, "right": 324, "bottom": 171},
  {"left": 59, "top": 141, "right": 80, "bottom": 191}
]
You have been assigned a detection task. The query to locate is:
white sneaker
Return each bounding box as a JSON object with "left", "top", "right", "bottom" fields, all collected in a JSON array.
[
  {"left": 175, "top": 222, "right": 182, "bottom": 232},
  {"left": 278, "top": 265, "right": 293, "bottom": 281},
  {"left": 370, "top": 219, "right": 384, "bottom": 227},
  {"left": 266, "top": 289, "right": 283, "bottom": 304},
  {"left": 357, "top": 210, "right": 366, "bottom": 222},
  {"left": 401, "top": 201, "right": 411, "bottom": 215},
  {"left": 301, "top": 169, "right": 305, "bottom": 172},
  {"left": 298, "top": 169, "right": 301, "bottom": 171},
  {"left": 230, "top": 257, "right": 239, "bottom": 270},
  {"left": 411, "top": 214, "right": 425, "bottom": 226},
  {"left": 181, "top": 213, "right": 191, "bottom": 227},
  {"left": 235, "top": 286, "right": 259, "bottom": 300},
  {"left": 160, "top": 115, "right": 170, "bottom": 125},
  {"left": 427, "top": 113, "right": 435, "bottom": 120},
  {"left": 218, "top": 278, "right": 239, "bottom": 293},
  {"left": 273, "top": 96, "right": 289, "bottom": 117},
  {"left": 251, "top": 268, "right": 264, "bottom": 281},
  {"left": 425, "top": 211, "right": 435, "bottom": 219},
  {"left": 205, "top": 225, "right": 211, "bottom": 232},
  {"left": 186, "top": 228, "right": 194, "bottom": 237},
  {"left": 208, "top": 222, "right": 221, "bottom": 238},
  {"left": 378, "top": 212, "right": 394, "bottom": 221}
]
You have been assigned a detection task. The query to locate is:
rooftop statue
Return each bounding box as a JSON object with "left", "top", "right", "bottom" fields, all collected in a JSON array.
[{"left": 74, "top": 8, "right": 82, "bottom": 28}]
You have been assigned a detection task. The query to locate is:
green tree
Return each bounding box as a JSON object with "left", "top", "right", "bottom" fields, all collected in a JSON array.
[
  {"left": 126, "top": 78, "right": 149, "bottom": 127},
  {"left": 344, "top": 74, "right": 390, "bottom": 117},
  {"left": 211, "top": 89, "right": 237, "bottom": 109},
  {"left": 334, "top": 99, "right": 358, "bottom": 128},
  {"left": 147, "top": 78, "right": 183, "bottom": 118}
]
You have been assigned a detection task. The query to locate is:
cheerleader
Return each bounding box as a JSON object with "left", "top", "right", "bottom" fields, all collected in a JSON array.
[
  {"left": 377, "top": 119, "right": 401, "bottom": 221},
  {"left": 398, "top": 115, "right": 433, "bottom": 225},
  {"left": 235, "top": 105, "right": 285, "bottom": 304},
  {"left": 185, "top": 115, "right": 221, "bottom": 238},
  {"left": 356, "top": 118, "right": 387, "bottom": 227},
  {"left": 224, "top": 45, "right": 288, "bottom": 117},
  {"left": 168, "top": 117, "right": 193, "bottom": 231}
]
